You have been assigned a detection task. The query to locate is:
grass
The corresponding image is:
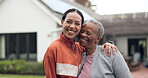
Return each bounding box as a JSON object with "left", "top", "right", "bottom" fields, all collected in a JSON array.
[{"left": 0, "top": 74, "right": 44, "bottom": 78}]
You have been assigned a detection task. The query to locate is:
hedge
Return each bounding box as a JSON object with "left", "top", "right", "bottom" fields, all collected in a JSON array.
[{"left": 0, "top": 60, "right": 44, "bottom": 75}]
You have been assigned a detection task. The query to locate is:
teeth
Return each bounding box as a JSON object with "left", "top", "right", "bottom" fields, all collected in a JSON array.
[
  {"left": 80, "top": 38, "right": 86, "bottom": 41},
  {"left": 80, "top": 38, "right": 88, "bottom": 41},
  {"left": 81, "top": 39, "right": 86, "bottom": 41},
  {"left": 68, "top": 30, "right": 75, "bottom": 33}
]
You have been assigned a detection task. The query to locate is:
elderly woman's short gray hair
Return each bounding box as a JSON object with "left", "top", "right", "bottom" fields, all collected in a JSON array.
[{"left": 85, "top": 20, "right": 105, "bottom": 38}]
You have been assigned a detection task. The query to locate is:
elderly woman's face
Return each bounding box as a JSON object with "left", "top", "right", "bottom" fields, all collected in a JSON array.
[{"left": 79, "top": 22, "right": 99, "bottom": 48}]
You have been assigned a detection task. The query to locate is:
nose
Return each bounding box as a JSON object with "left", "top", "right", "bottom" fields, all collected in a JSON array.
[
  {"left": 80, "top": 32, "right": 86, "bottom": 37},
  {"left": 69, "top": 24, "right": 75, "bottom": 28}
]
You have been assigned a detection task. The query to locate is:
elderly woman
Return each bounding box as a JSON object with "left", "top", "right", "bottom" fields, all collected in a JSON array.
[{"left": 78, "top": 20, "right": 132, "bottom": 78}]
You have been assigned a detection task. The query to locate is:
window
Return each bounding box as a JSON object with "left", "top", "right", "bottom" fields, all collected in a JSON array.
[{"left": 5, "top": 33, "right": 37, "bottom": 61}]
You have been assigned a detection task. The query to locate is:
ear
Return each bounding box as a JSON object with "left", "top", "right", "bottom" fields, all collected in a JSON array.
[
  {"left": 61, "top": 20, "right": 64, "bottom": 24},
  {"left": 96, "top": 38, "right": 101, "bottom": 43},
  {"left": 60, "top": 20, "right": 64, "bottom": 27}
]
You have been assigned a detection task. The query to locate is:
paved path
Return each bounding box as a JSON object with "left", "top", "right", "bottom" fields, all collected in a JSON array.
[{"left": 131, "top": 64, "right": 148, "bottom": 78}]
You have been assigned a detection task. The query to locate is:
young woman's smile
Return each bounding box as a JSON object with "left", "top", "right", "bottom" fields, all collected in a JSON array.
[{"left": 62, "top": 12, "right": 82, "bottom": 40}]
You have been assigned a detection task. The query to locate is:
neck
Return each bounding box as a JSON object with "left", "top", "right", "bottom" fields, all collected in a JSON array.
[{"left": 85, "top": 45, "right": 97, "bottom": 55}]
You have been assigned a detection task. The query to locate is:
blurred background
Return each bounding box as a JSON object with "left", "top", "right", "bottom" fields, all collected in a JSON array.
[{"left": 0, "top": 0, "right": 148, "bottom": 77}]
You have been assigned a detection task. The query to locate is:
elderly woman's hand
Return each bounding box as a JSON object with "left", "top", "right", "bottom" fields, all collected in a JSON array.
[{"left": 101, "top": 42, "right": 118, "bottom": 56}]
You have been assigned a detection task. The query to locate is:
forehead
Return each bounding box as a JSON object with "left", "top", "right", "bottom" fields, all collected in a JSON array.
[
  {"left": 66, "top": 12, "right": 82, "bottom": 21},
  {"left": 82, "top": 22, "right": 98, "bottom": 31}
]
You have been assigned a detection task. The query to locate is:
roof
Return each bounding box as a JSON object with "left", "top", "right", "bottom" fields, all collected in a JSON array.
[
  {"left": 62, "top": 0, "right": 100, "bottom": 20},
  {"left": 32, "top": 0, "right": 101, "bottom": 33},
  {"left": 99, "top": 12, "right": 148, "bottom": 36},
  {"left": 40, "top": 0, "right": 100, "bottom": 21}
]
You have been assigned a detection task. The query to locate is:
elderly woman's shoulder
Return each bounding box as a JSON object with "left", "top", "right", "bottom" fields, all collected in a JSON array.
[{"left": 98, "top": 46, "right": 122, "bottom": 59}]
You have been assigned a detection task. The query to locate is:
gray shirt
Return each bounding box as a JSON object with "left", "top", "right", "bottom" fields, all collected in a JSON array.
[{"left": 78, "top": 45, "right": 132, "bottom": 78}]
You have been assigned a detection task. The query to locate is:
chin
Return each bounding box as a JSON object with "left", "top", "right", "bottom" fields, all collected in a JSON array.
[{"left": 66, "top": 35, "right": 75, "bottom": 39}]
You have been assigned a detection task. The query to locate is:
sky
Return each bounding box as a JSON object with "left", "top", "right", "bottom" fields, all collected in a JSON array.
[{"left": 91, "top": 0, "right": 148, "bottom": 15}]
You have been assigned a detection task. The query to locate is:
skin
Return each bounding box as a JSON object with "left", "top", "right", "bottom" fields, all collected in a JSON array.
[
  {"left": 79, "top": 21, "right": 131, "bottom": 78},
  {"left": 61, "top": 12, "right": 82, "bottom": 40},
  {"left": 80, "top": 21, "right": 100, "bottom": 55},
  {"left": 61, "top": 11, "right": 117, "bottom": 55},
  {"left": 44, "top": 9, "right": 118, "bottom": 78}
]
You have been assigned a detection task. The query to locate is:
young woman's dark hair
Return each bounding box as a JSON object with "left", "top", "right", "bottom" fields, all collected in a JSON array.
[{"left": 61, "top": 8, "right": 84, "bottom": 25}]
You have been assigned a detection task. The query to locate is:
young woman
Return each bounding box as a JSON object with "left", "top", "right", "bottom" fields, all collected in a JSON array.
[
  {"left": 43, "top": 8, "right": 117, "bottom": 78},
  {"left": 78, "top": 20, "right": 132, "bottom": 78}
]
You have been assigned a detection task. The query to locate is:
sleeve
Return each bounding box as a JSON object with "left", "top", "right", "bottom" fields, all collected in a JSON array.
[
  {"left": 112, "top": 52, "right": 133, "bottom": 78},
  {"left": 43, "top": 45, "right": 57, "bottom": 78}
]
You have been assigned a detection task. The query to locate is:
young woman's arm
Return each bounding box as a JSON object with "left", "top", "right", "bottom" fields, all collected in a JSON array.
[
  {"left": 101, "top": 42, "right": 118, "bottom": 56},
  {"left": 43, "top": 46, "right": 57, "bottom": 78}
]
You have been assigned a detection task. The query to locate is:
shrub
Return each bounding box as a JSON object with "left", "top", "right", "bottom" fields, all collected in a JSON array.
[{"left": 0, "top": 60, "right": 44, "bottom": 75}]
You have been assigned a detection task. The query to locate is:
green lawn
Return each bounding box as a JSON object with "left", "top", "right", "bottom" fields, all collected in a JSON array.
[{"left": 0, "top": 74, "right": 44, "bottom": 78}]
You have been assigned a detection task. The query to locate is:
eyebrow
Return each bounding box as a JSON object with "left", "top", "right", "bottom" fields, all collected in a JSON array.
[
  {"left": 75, "top": 21, "right": 80, "bottom": 23},
  {"left": 66, "top": 19, "right": 80, "bottom": 23},
  {"left": 66, "top": 19, "right": 72, "bottom": 21},
  {"left": 87, "top": 30, "right": 92, "bottom": 34}
]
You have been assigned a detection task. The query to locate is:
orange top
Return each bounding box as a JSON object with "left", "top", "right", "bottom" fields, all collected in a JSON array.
[{"left": 43, "top": 33, "right": 84, "bottom": 78}]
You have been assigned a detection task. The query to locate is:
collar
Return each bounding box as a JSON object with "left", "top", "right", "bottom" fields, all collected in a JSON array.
[{"left": 59, "top": 33, "right": 76, "bottom": 48}]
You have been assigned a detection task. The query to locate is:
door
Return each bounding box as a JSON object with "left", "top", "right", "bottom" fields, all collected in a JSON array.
[{"left": 128, "top": 38, "right": 147, "bottom": 62}]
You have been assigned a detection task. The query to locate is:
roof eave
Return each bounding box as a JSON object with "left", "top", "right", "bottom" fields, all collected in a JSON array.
[
  {"left": 62, "top": 0, "right": 101, "bottom": 20},
  {"left": 32, "top": 0, "right": 61, "bottom": 25}
]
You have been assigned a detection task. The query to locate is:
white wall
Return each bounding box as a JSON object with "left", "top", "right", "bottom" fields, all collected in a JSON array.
[
  {"left": 0, "top": 35, "right": 5, "bottom": 58},
  {"left": 116, "top": 37, "right": 128, "bottom": 57},
  {"left": 0, "top": 0, "right": 59, "bottom": 62}
]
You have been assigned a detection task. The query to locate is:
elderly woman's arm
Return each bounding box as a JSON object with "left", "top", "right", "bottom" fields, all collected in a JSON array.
[{"left": 112, "top": 52, "right": 132, "bottom": 78}]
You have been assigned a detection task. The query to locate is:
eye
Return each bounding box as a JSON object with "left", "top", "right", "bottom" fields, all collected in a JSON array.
[
  {"left": 87, "top": 31, "right": 91, "bottom": 35},
  {"left": 80, "top": 30, "right": 85, "bottom": 33},
  {"left": 75, "top": 22, "right": 80, "bottom": 26},
  {"left": 66, "top": 20, "right": 72, "bottom": 24}
]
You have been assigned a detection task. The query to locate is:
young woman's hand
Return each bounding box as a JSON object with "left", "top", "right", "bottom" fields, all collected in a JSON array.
[{"left": 101, "top": 42, "right": 118, "bottom": 56}]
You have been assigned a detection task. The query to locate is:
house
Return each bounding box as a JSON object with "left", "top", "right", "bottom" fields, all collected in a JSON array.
[
  {"left": 99, "top": 12, "right": 148, "bottom": 62},
  {"left": 0, "top": 0, "right": 100, "bottom": 62}
]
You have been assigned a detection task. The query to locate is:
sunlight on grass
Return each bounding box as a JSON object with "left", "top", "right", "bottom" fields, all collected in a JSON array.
[{"left": 0, "top": 74, "right": 44, "bottom": 78}]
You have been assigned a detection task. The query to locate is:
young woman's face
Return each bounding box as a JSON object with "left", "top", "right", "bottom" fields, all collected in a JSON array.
[
  {"left": 61, "top": 12, "right": 82, "bottom": 40},
  {"left": 80, "top": 22, "right": 100, "bottom": 48}
]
